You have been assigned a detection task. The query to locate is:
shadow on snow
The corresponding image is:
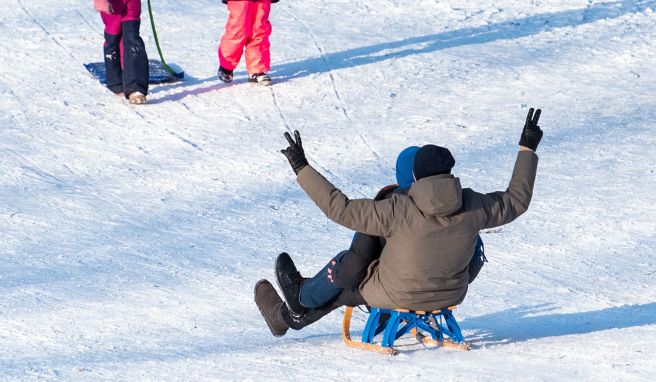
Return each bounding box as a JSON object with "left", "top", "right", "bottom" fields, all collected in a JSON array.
[
  {"left": 463, "top": 302, "right": 656, "bottom": 346},
  {"left": 150, "top": 1, "right": 655, "bottom": 102}
]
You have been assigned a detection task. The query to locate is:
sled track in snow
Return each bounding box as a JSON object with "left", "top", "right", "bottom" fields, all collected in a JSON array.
[
  {"left": 267, "top": 85, "right": 350, "bottom": 193},
  {"left": 75, "top": 9, "right": 101, "bottom": 34},
  {"left": 231, "top": 93, "right": 254, "bottom": 123},
  {"left": 268, "top": 88, "right": 293, "bottom": 135},
  {"left": 16, "top": 0, "right": 78, "bottom": 61},
  {"left": 281, "top": 6, "right": 383, "bottom": 167},
  {"left": 280, "top": 7, "right": 352, "bottom": 124},
  {"left": 132, "top": 109, "right": 204, "bottom": 153}
]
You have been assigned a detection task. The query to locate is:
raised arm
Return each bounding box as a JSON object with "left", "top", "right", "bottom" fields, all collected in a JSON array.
[
  {"left": 280, "top": 131, "right": 397, "bottom": 237},
  {"left": 479, "top": 108, "right": 543, "bottom": 228}
]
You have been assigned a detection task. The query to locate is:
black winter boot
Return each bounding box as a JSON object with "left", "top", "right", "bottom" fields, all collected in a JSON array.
[
  {"left": 217, "top": 66, "right": 233, "bottom": 83},
  {"left": 248, "top": 72, "right": 272, "bottom": 86},
  {"left": 280, "top": 303, "right": 308, "bottom": 330},
  {"left": 280, "top": 302, "right": 334, "bottom": 331},
  {"left": 254, "top": 279, "right": 289, "bottom": 337},
  {"left": 275, "top": 252, "right": 307, "bottom": 316}
]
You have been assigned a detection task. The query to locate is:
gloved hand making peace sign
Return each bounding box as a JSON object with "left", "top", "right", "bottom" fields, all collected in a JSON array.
[
  {"left": 519, "top": 108, "right": 543, "bottom": 151},
  {"left": 281, "top": 130, "right": 309, "bottom": 175}
]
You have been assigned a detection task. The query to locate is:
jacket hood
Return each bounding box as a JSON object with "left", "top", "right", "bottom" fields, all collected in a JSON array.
[{"left": 408, "top": 174, "right": 462, "bottom": 216}]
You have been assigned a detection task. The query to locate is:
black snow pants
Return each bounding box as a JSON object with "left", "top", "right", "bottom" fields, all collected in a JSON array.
[{"left": 104, "top": 20, "right": 149, "bottom": 96}]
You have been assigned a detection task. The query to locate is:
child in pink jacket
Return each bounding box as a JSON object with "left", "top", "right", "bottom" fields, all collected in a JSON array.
[
  {"left": 93, "top": 0, "right": 149, "bottom": 104},
  {"left": 217, "top": 0, "right": 278, "bottom": 86}
]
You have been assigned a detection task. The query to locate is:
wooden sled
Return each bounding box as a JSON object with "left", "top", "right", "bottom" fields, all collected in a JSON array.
[{"left": 342, "top": 306, "right": 470, "bottom": 355}]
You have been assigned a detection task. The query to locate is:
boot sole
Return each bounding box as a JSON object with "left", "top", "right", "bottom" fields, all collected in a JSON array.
[{"left": 254, "top": 279, "right": 287, "bottom": 337}]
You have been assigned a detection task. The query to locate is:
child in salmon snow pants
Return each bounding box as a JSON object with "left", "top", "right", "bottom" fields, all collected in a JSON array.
[
  {"left": 93, "top": 0, "right": 149, "bottom": 104},
  {"left": 217, "top": 0, "right": 279, "bottom": 86}
]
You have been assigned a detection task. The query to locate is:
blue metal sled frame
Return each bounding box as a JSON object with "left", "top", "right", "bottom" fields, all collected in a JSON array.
[{"left": 342, "top": 306, "right": 470, "bottom": 355}]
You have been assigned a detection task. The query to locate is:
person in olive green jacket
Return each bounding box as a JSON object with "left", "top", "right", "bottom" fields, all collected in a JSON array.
[{"left": 255, "top": 109, "right": 543, "bottom": 337}]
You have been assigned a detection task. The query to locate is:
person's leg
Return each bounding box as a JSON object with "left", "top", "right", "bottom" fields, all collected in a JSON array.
[
  {"left": 299, "top": 236, "right": 379, "bottom": 309},
  {"left": 120, "top": 0, "right": 148, "bottom": 97},
  {"left": 244, "top": 0, "right": 271, "bottom": 75},
  {"left": 345, "top": 232, "right": 383, "bottom": 278},
  {"left": 284, "top": 284, "right": 367, "bottom": 331},
  {"left": 218, "top": 1, "right": 253, "bottom": 72},
  {"left": 298, "top": 251, "right": 348, "bottom": 309},
  {"left": 256, "top": 276, "right": 367, "bottom": 337},
  {"left": 100, "top": 4, "right": 124, "bottom": 94}
]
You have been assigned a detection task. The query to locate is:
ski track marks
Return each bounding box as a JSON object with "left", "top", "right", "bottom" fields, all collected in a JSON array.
[
  {"left": 16, "top": 0, "right": 78, "bottom": 62},
  {"left": 280, "top": 7, "right": 352, "bottom": 124},
  {"left": 280, "top": 6, "right": 385, "bottom": 181},
  {"left": 131, "top": 108, "right": 204, "bottom": 153}
]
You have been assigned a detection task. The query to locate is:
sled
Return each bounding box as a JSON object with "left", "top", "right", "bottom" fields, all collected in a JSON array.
[
  {"left": 84, "top": 59, "right": 184, "bottom": 85},
  {"left": 342, "top": 306, "right": 470, "bottom": 355}
]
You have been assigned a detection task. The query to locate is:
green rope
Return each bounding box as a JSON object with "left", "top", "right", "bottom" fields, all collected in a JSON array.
[{"left": 147, "top": 0, "right": 176, "bottom": 75}]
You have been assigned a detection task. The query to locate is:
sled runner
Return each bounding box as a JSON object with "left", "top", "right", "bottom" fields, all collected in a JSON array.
[{"left": 342, "top": 306, "right": 470, "bottom": 355}]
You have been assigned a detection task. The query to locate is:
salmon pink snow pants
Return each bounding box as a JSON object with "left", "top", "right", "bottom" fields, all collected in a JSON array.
[
  {"left": 99, "top": 0, "right": 148, "bottom": 96},
  {"left": 219, "top": 0, "right": 272, "bottom": 74}
]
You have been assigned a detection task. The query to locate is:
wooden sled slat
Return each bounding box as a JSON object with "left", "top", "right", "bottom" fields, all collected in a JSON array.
[{"left": 342, "top": 306, "right": 397, "bottom": 355}]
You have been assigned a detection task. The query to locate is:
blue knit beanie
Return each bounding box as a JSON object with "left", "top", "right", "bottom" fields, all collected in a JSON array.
[{"left": 395, "top": 146, "right": 420, "bottom": 189}]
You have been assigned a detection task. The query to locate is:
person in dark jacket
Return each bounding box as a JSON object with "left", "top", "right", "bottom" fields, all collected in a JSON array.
[{"left": 256, "top": 109, "right": 543, "bottom": 337}]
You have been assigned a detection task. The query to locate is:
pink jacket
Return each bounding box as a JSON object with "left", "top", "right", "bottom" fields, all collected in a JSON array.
[{"left": 94, "top": 0, "right": 113, "bottom": 14}]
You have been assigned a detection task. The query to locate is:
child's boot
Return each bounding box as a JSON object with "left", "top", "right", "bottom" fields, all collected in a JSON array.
[
  {"left": 275, "top": 252, "right": 307, "bottom": 316},
  {"left": 254, "top": 279, "right": 289, "bottom": 337},
  {"left": 128, "top": 91, "right": 147, "bottom": 105},
  {"left": 218, "top": 67, "right": 234, "bottom": 83},
  {"left": 248, "top": 72, "right": 273, "bottom": 86}
]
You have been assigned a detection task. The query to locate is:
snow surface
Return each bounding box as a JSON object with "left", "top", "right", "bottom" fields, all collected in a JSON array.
[{"left": 1, "top": 0, "right": 656, "bottom": 380}]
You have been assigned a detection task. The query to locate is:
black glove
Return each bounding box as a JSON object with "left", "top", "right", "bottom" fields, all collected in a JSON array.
[
  {"left": 281, "top": 130, "right": 308, "bottom": 175},
  {"left": 519, "top": 108, "right": 543, "bottom": 151}
]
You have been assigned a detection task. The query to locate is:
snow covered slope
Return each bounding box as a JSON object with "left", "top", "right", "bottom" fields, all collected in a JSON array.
[{"left": 1, "top": 0, "right": 655, "bottom": 380}]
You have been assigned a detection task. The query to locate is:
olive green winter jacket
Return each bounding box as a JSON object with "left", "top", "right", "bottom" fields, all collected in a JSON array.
[{"left": 297, "top": 150, "right": 538, "bottom": 311}]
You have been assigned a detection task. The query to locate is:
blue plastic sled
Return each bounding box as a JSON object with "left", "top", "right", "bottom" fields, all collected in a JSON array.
[{"left": 84, "top": 59, "right": 184, "bottom": 85}]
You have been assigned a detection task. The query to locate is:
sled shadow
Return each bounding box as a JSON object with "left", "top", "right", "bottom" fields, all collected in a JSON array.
[
  {"left": 462, "top": 302, "right": 656, "bottom": 346},
  {"left": 271, "top": 0, "right": 655, "bottom": 82}
]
